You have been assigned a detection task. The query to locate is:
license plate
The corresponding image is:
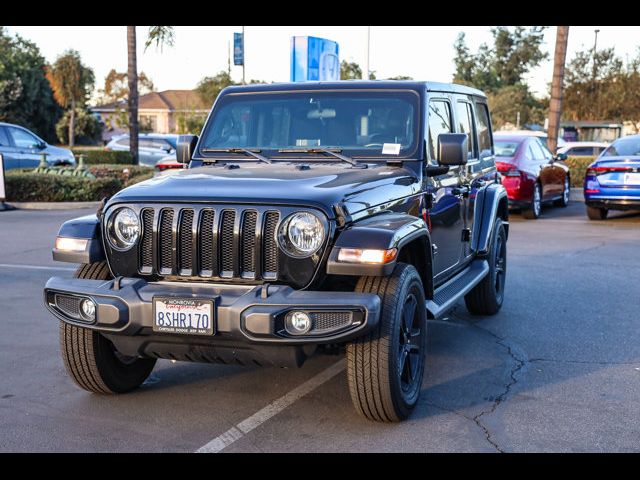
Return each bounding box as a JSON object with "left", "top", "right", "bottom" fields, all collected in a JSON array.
[
  {"left": 153, "top": 297, "right": 215, "bottom": 336},
  {"left": 624, "top": 172, "right": 640, "bottom": 185}
]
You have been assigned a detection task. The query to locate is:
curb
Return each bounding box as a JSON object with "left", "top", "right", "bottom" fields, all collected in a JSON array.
[
  {"left": 570, "top": 188, "right": 584, "bottom": 202},
  {"left": 6, "top": 201, "right": 100, "bottom": 210}
]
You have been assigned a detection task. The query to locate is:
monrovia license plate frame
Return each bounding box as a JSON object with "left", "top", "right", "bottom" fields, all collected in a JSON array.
[{"left": 152, "top": 297, "right": 215, "bottom": 336}]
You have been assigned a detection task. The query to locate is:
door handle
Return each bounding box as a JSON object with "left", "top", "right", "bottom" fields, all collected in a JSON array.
[{"left": 451, "top": 186, "right": 470, "bottom": 197}]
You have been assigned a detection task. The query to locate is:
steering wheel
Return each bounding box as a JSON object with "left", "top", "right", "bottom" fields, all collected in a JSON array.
[{"left": 364, "top": 143, "right": 384, "bottom": 148}]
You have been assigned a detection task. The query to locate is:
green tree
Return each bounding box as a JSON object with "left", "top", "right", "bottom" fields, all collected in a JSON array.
[
  {"left": 340, "top": 60, "right": 362, "bottom": 80},
  {"left": 127, "top": 26, "right": 174, "bottom": 163},
  {"left": 562, "top": 47, "right": 640, "bottom": 124},
  {"left": 196, "top": 71, "right": 235, "bottom": 105},
  {"left": 453, "top": 27, "right": 548, "bottom": 91},
  {"left": 453, "top": 27, "right": 549, "bottom": 129},
  {"left": 45, "top": 49, "right": 94, "bottom": 146},
  {"left": 97, "top": 69, "right": 154, "bottom": 105},
  {"left": 55, "top": 109, "right": 102, "bottom": 145},
  {"left": 0, "top": 27, "right": 61, "bottom": 142}
]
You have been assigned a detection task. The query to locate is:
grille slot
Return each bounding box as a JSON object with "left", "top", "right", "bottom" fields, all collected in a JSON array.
[
  {"left": 219, "top": 210, "right": 236, "bottom": 277},
  {"left": 140, "top": 209, "right": 154, "bottom": 272},
  {"left": 178, "top": 209, "right": 194, "bottom": 275},
  {"left": 199, "top": 210, "right": 215, "bottom": 275},
  {"left": 241, "top": 211, "right": 257, "bottom": 277},
  {"left": 136, "top": 206, "right": 284, "bottom": 282},
  {"left": 159, "top": 209, "right": 175, "bottom": 274},
  {"left": 263, "top": 211, "right": 279, "bottom": 279},
  {"left": 311, "top": 311, "right": 353, "bottom": 333}
]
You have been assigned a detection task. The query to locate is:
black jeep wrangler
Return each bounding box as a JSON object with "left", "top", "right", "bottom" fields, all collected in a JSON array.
[{"left": 45, "top": 81, "right": 508, "bottom": 422}]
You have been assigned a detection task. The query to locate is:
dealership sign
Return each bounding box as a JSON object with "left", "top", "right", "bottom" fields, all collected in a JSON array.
[{"left": 290, "top": 36, "right": 339, "bottom": 82}]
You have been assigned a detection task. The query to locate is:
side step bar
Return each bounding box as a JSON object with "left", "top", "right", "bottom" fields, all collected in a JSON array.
[{"left": 425, "top": 259, "right": 489, "bottom": 319}]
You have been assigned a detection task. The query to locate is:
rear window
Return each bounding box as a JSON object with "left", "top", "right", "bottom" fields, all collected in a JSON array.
[
  {"left": 495, "top": 141, "right": 520, "bottom": 158},
  {"left": 602, "top": 137, "right": 640, "bottom": 157}
]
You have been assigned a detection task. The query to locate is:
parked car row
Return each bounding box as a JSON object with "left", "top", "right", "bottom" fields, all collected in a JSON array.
[
  {"left": 494, "top": 132, "right": 570, "bottom": 219},
  {"left": 583, "top": 134, "right": 640, "bottom": 220},
  {"left": 0, "top": 122, "right": 75, "bottom": 170},
  {"left": 105, "top": 133, "right": 179, "bottom": 167}
]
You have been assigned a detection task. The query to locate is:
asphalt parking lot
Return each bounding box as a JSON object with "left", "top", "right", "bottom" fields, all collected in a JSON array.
[{"left": 0, "top": 201, "right": 639, "bottom": 452}]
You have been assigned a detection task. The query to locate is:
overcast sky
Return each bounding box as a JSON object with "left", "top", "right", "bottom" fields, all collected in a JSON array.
[{"left": 6, "top": 26, "right": 639, "bottom": 101}]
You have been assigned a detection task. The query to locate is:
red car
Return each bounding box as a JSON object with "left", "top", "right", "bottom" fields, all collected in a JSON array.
[{"left": 494, "top": 134, "right": 571, "bottom": 219}]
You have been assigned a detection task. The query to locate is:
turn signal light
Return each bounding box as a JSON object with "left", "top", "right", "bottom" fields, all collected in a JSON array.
[
  {"left": 55, "top": 237, "right": 88, "bottom": 252},
  {"left": 337, "top": 248, "right": 398, "bottom": 264}
]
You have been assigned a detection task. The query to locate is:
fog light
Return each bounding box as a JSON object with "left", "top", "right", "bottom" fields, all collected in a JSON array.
[
  {"left": 81, "top": 299, "right": 96, "bottom": 320},
  {"left": 285, "top": 311, "right": 312, "bottom": 335}
]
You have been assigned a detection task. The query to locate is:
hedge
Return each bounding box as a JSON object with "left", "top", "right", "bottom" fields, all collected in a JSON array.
[
  {"left": 565, "top": 156, "right": 596, "bottom": 188},
  {"left": 87, "top": 165, "right": 154, "bottom": 183},
  {"left": 71, "top": 148, "right": 134, "bottom": 165},
  {"left": 5, "top": 172, "right": 123, "bottom": 202}
]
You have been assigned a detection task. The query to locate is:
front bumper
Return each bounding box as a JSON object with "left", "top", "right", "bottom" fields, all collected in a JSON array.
[{"left": 44, "top": 277, "right": 381, "bottom": 347}]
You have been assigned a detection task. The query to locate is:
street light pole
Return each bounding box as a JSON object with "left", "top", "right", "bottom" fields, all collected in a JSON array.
[
  {"left": 593, "top": 29, "right": 600, "bottom": 119},
  {"left": 242, "top": 25, "right": 246, "bottom": 84},
  {"left": 364, "top": 26, "right": 370, "bottom": 80}
]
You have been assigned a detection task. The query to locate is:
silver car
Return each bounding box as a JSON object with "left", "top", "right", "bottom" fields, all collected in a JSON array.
[
  {"left": 0, "top": 122, "right": 75, "bottom": 170},
  {"left": 105, "top": 133, "right": 178, "bottom": 167}
]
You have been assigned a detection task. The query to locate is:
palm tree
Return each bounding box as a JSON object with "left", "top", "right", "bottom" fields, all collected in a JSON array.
[
  {"left": 548, "top": 26, "right": 570, "bottom": 153},
  {"left": 127, "top": 26, "right": 174, "bottom": 164},
  {"left": 46, "top": 49, "right": 94, "bottom": 146}
]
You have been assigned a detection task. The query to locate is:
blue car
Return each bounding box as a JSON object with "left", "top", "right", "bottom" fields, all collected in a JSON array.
[
  {"left": 584, "top": 135, "right": 640, "bottom": 220},
  {"left": 0, "top": 122, "right": 76, "bottom": 170}
]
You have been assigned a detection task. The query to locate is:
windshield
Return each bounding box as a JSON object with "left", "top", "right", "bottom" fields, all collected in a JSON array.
[
  {"left": 495, "top": 141, "right": 521, "bottom": 158},
  {"left": 199, "top": 90, "right": 420, "bottom": 158},
  {"left": 602, "top": 137, "right": 640, "bottom": 157}
]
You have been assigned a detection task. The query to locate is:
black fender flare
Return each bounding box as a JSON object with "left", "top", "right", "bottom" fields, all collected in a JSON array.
[
  {"left": 52, "top": 214, "right": 105, "bottom": 264},
  {"left": 471, "top": 183, "right": 509, "bottom": 256},
  {"left": 326, "top": 212, "right": 432, "bottom": 278}
]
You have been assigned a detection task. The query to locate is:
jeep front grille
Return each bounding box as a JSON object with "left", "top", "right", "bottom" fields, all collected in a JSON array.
[{"left": 138, "top": 206, "right": 281, "bottom": 281}]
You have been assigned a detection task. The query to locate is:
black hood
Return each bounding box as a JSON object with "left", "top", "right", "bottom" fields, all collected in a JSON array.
[{"left": 108, "top": 162, "right": 420, "bottom": 218}]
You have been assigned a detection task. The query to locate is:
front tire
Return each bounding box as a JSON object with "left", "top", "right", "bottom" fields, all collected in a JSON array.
[
  {"left": 347, "top": 263, "right": 427, "bottom": 422},
  {"left": 586, "top": 206, "right": 608, "bottom": 220},
  {"left": 60, "top": 262, "right": 156, "bottom": 394},
  {"left": 465, "top": 218, "right": 507, "bottom": 316}
]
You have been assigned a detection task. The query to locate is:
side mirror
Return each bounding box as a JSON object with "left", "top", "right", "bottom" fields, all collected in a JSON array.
[
  {"left": 176, "top": 135, "right": 198, "bottom": 164},
  {"left": 438, "top": 133, "right": 468, "bottom": 166},
  {"left": 36, "top": 141, "right": 47, "bottom": 150},
  {"left": 554, "top": 152, "right": 568, "bottom": 162}
]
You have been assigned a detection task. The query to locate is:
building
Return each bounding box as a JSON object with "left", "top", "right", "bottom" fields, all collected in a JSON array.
[{"left": 92, "top": 90, "right": 210, "bottom": 141}]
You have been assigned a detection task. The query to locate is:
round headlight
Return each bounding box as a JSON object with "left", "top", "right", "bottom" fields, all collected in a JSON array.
[
  {"left": 278, "top": 212, "right": 325, "bottom": 258},
  {"left": 108, "top": 207, "right": 140, "bottom": 250}
]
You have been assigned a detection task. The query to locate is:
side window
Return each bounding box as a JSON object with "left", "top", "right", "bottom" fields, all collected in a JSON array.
[
  {"left": 533, "top": 139, "right": 553, "bottom": 161},
  {"left": 139, "top": 139, "right": 155, "bottom": 149},
  {"left": 427, "top": 100, "right": 452, "bottom": 164},
  {"left": 116, "top": 137, "right": 129, "bottom": 147},
  {"left": 8, "top": 127, "right": 39, "bottom": 149},
  {"left": 455, "top": 101, "right": 477, "bottom": 160},
  {"left": 475, "top": 102, "right": 493, "bottom": 165},
  {"left": 0, "top": 127, "right": 11, "bottom": 147}
]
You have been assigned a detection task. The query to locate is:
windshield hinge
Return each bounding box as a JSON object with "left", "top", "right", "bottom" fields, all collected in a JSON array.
[{"left": 334, "top": 203, "right": 352, "bottom": 228}]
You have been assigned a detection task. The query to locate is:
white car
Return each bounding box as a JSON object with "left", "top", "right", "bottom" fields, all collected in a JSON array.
[
  {"left": 495, "top": 130, "right": 567, "bottom": 150},
  {"left": 556, "top": 141, "right": 608, "bottom": 157}
]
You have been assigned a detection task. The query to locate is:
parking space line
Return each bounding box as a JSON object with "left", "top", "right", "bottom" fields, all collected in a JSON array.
[
  {"left": 196, "top": 360, "right": 346, "bottom": 453},
  {"left": 0, "top": 263, "right": 76, "bottom": 271}
]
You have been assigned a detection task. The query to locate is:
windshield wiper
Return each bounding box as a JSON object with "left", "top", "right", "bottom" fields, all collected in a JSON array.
[
  {"left": 278, "top": 147, "right": 359, "bottom": 167},
  {"left": 201, "top": 148, "right": 272, "bottom": 164}
]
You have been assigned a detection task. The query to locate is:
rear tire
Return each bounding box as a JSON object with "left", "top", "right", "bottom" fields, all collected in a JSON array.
[
  {"left": 522, "top": 183, "right": 542, "bottom": 219},
  {"left": 586, "top": 206, "right": 608, "bottom": 220},
  {"left": 346, "top": 263, "right": 427, "bottom": 422},
  {"left": 465, "top": 218, "right": 507, "bottom": 316},
  {"left": 60, "top": 261, "right": 156, "bottom": 394}
]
